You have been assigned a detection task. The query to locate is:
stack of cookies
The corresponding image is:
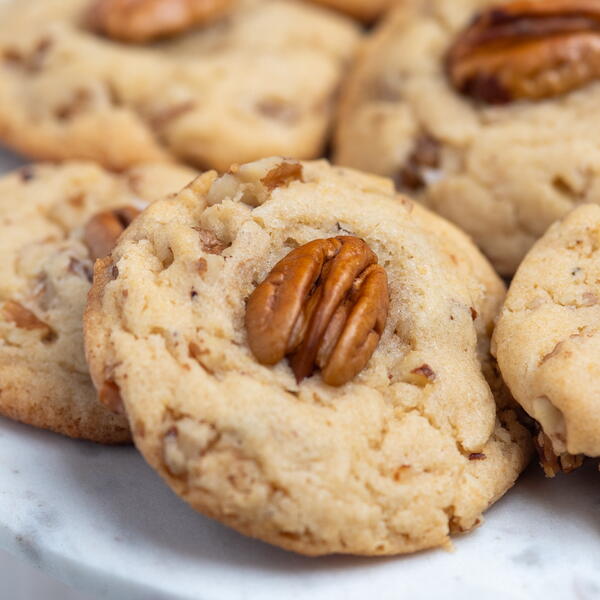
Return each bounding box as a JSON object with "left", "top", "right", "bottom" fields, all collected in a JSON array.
[{"left": 0, "top": 0, "right": 596, "bottom": 557}]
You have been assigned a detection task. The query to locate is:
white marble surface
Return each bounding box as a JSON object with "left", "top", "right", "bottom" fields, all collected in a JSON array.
[
  {"left": 0, "top": 416, "right": 599, "bottom": 600},
  {"left": 0, "top": 148, "right": 599, "bottom": 600},
  {"left": 0, "top": 548, "right": 93, "bottom": 600}
]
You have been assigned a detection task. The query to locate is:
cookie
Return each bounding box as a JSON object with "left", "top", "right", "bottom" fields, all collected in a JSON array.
[
  {"left": 0, "top": 0, "right": 359, "bottom": 171},
  {"left": 334, "top": 0, "right": 600, "bottom": 275},
  {"left": 308, "top": 0, "right": 393, "bottom": 22},
  {"left": 85, "top": 157, "right": 531, "bottom": 555},
  {"left": 493, "top": 204, "right": 600, "bottom": 471},
  {"left": 0, "top": 161, "right": 196, "bottom": 443}
]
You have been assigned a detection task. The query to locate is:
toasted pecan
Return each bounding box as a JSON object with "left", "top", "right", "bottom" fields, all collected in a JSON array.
[
  {"left": 84, "top": 206, "right": 140, "bottom": 262},
  {"left": 245, "top": 236, "right": 389, "bottom": 386},
  {"left": 447, "top": 0, "right": 600, "bottom": 103}
]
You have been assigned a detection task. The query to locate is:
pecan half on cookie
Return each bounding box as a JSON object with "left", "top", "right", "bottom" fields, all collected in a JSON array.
[
  {"left": 447, "top": 0, "right": 600, "bottom": 103},
  {"left": 245, "top": 236, "right": 389, "bottom": 387},
  {"left": 89, "top": 0, "right": 233, "bottom": 43}
]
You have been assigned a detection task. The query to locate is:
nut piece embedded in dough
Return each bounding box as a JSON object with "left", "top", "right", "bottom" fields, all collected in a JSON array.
[
  {"left": 245, "top": 236, "right": 389, "bottom": 386},
  {"left": 534, "top": 430, "right": 584, "bottom": 478},
  {"left": 447, "top": 0, "right": 600, "bottom": 104},
  {"left": 3, "top": 300, "right": 53, "bottom": 339},
  {"left": 84, "top": 206, "right": 141, "bottom": 261},
  {"left": 89, "top": 0, "right": 234, "bottom": 43}
]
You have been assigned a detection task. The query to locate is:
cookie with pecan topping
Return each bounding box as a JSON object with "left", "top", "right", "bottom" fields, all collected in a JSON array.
[
  {"left": 0, "top": 160, "right": 196, "bottom": 442},
  {"left": 335, "top": 0, "right": 600, "bottom": 275},
  {"left": 494, "top": 204, "right": 600, "bottom": 471},
  {"left": 0, "top": 0, "right": 359, "bottom": 171},
  {"left": 85, "top": 157, "right": 531, "bottom": 555}
]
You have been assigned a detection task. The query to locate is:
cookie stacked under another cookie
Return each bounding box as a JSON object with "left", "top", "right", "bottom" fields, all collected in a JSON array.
[
  {"left": 0, "top": 0, "right": 360, "bottom": 171},
  {"left": 85, "top": 157, "right": 531, "bottom": 555},
  {"left": 0, "top": 161, "right": 195, "bottom": 442}
]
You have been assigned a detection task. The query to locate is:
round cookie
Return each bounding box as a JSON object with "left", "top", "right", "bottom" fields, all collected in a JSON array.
[
  {"left": 0, "top": 161, "right": 196, "bottom": 443},
  {"left": 334, "top": 0, "right": 600, "bottom": 275},
  {"left": 85, "top": 157, "right": 531, "bottom": 555},
  {"left": 493, "top": 204, "right": 600, "bottom": 467},
  {"left": 0, "top": 0, "right": 359, "bottom": 171},
  {"left": 308, "top": 0, "right": 394, "bottom": 22}
]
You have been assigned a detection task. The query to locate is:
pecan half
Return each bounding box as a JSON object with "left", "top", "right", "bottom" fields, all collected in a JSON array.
[
  {"left": 447, "top": 0, "right": 600, "bottom": 103},
  {"left": 245, "top": 236, "right": 389, "bottom": 387},
  {"left": 84, "top": 206, "right": 140, "bottom": 262},
  {"left": 89, "top": 0, "right": 234, "bottom": 43}
]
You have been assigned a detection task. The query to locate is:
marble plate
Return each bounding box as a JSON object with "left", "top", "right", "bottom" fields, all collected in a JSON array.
[{"left": 0, "top": 148, "right": 599, "bottom": 600}]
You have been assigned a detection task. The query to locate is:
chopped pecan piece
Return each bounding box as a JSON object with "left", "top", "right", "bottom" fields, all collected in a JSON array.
[
  {"left": 395, "top": 135, "right": 441, "bottom": 192},
  {"left": 407, "top": 364, "right": 437, "bottom": 387},
  {"left": 3, "top": 301, "right": 54, "bottom": 339},
  {"left": 195, "top": 228, "right": 228, "bottom": 255},
  {"left": 89, "top": 0, "right": 233, "bottom": 43},
  {"left": 99, "top": 380, "right": 125, "bottom": 414},
  {"left": 535, "top": 430, "right": 584, "bottom": 477},
  {"left": 68, "top": 257, "right": 94, "bottom": 282},
  {"left": 245, "top": 236, "right": 389, "bottom": 386},
  {"left": 3, "top": 38, "right": 53, "bottom": 73},
  {"left": 468, "top": 452, "right": 487, "bottom": 461},
  {"left": 84, "top": 206, "right": 140, "bottom": 261},
  {"left": 447, "top": 0, "right": 600, "bottom": 103},
  {"left": 260, "top": 161, "right": 303, "bottom": 191}
]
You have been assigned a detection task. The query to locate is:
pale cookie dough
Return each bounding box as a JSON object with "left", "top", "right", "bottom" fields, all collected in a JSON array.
[
  {"left": 0, "top": 161, "right": 196, "bottom": 443},
  {"left": 85, "top": 157, "right": 531, "bottom": 555},
  {"left": 334, "top": 0, "right": 600, "bottom": 275},
  {"left": 0, "top": 0, "right": 359, "bottom": 171},
  {"left": 308, "top": 0, "right": 394, "bottom": 22},
  {"left": 494, "top": 204, "right": 600, "bottom": 461}
]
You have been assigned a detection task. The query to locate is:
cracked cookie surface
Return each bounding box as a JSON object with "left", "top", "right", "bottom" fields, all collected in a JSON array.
[
  {"left": 85, "top": 157, "right": 531, "bottom": 555},
  {"left": 493, "top": 204, "right": 600, "bottom": 459},
  {"left": 0, "top": 161, "right": 195, "bottom": 442},
  {"left": 334, "top": 0, "right": 600, "bottom": 275},
  {"left": 0, "top": 0, "right": 359, "bottom": 171}
]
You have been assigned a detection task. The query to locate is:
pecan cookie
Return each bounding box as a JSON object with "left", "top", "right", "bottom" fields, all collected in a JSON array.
[
  {"left": 335, "top": 0, "right": 600, "bottom": 275},
  {"left": 0, "top": 0, "right": 359, "bottom": 171},
  {"left": 494, "top": 204, "right": 600, "bottom": 474},
  {"left": 85, "top": 157, "right": 531, "bottom": 555},
  {"left": 0, "top": 161, "right": 196, "bottom": 442},
  {"left": 308, "top": 0, "right": 394, "bottom": 22}
]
